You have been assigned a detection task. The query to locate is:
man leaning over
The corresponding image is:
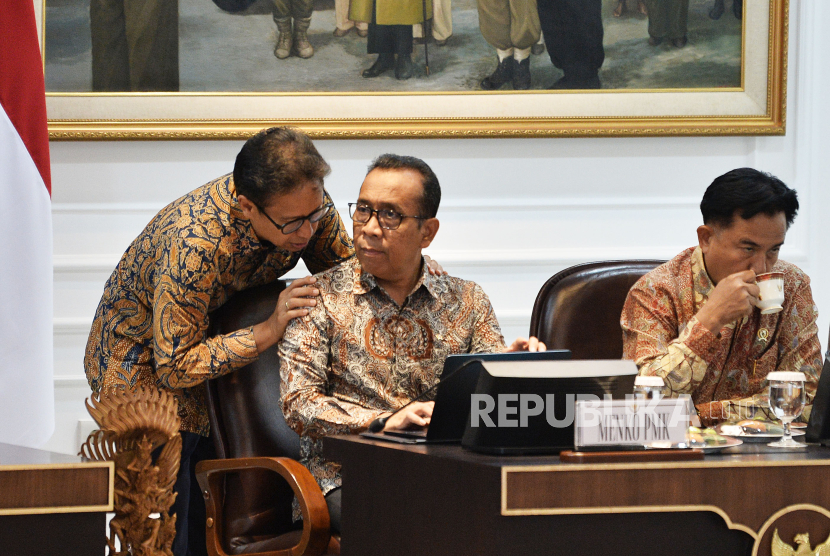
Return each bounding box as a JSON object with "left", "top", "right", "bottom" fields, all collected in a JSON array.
[
  {"left": 621, "top": 168, "right": 822, "bottom": 426},
  {"left": 279, "top": 154, "right": 544, "bottom": 534}
]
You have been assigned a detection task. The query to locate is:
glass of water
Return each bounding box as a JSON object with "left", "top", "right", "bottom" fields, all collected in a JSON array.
[{"left": 767, "top": 371, "right": 807, "bottom": 448}]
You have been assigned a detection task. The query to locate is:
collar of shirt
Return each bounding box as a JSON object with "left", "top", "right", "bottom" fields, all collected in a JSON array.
[{"left": 352, "top": 257, "right": 441, "bottom": 302}]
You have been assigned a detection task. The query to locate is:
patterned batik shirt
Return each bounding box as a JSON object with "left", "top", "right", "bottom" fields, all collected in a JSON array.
[
  {"left": 621, "top": 246, "right": 822, "bottom": 426},
  {"left": 279, "top": 257, "right": 506, "bottom": 494},
  {"left": 84, "top": 173, "right": 354, "bottom": 436}
]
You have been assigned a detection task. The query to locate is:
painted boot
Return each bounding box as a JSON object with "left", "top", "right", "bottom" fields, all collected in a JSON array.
[
  {"left": 293, "top": 17, "right": 314, "bottom": 59},
  {"left": 274, "top": 17, "right": 292, "bottom": 59},
  {"left": 480, "top": 57, "right": 514, "bottom": 90}
]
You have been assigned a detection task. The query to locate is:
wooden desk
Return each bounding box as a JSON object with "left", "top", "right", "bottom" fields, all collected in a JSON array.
[
  {"left": 325, "top": 436, "right": 830, "bottom": 556},
  {"left": 0, "top": 442, "right": 113, "bottom": 556}
]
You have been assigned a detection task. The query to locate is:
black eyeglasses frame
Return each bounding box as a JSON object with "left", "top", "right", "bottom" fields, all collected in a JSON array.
[
  {"left": 257, "top": 202, "right": 334, "bottom": 235},
  {"left": 348, "top": 203, "right": 426, "bottom": 231}
]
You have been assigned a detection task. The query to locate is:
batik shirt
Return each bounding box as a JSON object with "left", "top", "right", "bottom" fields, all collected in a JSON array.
[
  {"left": 84, "top": 173, "right": 354, "bottom": 436},
  {"left": 621, "top": 246, "right": 822, "bottom": 425},
  {"left": 279, "top": 257, "right": 506, "bottom": 494}
]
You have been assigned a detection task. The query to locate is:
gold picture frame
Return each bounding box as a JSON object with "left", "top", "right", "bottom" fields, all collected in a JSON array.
[{"left": 40, "top": 0, "right": 787, "bottom": 140}]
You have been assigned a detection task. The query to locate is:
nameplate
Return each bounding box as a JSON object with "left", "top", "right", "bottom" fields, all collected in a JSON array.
[{"left": 574, "top": 398, "right": 690, "bottom": 449}]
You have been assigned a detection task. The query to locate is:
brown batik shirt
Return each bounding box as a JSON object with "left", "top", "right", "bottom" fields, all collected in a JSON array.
[
  {"left": 279, "top": 257, "right": 506, "bottom": 494},
  {"left": 621, "top": 246, "right": 822, "bottom": 425}
]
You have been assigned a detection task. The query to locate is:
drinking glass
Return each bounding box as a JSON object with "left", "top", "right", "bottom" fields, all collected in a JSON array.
[{"left": 767, "top": 371, "right": 807, "bottom": 448}]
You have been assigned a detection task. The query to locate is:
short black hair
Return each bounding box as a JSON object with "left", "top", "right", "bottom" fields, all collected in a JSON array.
[
  {"left": 700, "top": 168, "right": 799, "bottom": 228},
  {"left": 233, "top": 127, "right": 331, "bottom": 207},
  {"left": 367, "top": 154, "right": 441, "bottom": 219}
]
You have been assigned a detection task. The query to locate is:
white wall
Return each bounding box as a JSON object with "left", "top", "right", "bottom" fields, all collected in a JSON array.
[{"left": 43, "top": 0, "right": 830, "bottom": 455}]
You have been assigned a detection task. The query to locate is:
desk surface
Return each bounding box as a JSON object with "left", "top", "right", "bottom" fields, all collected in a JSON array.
[
  {"left": 326, "top": 435, "right": 830, "bottom": 556},
  {"left": 328, "top": 434, "right": 830, "bottom": 466},
  {"left": 0, "top": 443, "right": 114, "bottom": 556},
  {"left": 0, "top": 442, "right": 113, "bottom": 515}
]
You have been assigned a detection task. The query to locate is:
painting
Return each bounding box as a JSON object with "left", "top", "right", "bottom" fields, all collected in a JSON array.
[{"left": 40, "top": 0, "right": 786, "bottom": 139}]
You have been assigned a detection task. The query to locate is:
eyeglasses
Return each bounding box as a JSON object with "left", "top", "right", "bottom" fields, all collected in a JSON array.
[
  {"left": 257, "top": 202, "right": 333, "bottom": 235},
  {"left": 348, "top": 203, "right": 426, "bottom": 231}
]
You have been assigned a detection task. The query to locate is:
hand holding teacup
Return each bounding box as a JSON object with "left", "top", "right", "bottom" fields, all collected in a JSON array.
[
  {"left": 696, "top": 270, "right": 761, "bottom": 332},
  {"left": 697, "top": 270, "right": 785, "bottom": 332},
  {"left": 755, "top": 272, "right": 785, "bottom": 315}
]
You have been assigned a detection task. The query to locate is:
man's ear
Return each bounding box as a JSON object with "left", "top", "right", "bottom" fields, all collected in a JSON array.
[
  {"left": 237, "top": 195, "right": 256, "bottom": 218},
  {"left": 420, "top": 218, "right": 439, "bottom": 248},
  {"left": 697, "top": 224, "right": 715, "bottom": 252}
]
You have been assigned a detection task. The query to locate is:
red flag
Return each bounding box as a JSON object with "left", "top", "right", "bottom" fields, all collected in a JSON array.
[{"left": 0, "top": 0, "right": 55, "bottom": 447}]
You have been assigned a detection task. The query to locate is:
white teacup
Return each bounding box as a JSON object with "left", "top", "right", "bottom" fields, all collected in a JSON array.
[{"left": 756, "top": 272, "right": 784, "bottom": 314}]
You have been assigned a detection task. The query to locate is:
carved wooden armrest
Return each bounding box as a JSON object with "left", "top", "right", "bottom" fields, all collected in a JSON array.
[{"left": 195, "top": 457, "right": 331, "bottom": 556}]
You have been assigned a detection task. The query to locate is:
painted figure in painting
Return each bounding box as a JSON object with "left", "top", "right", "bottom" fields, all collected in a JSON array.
[
  {"left": 644, "top": 0, "right": 690, "bottom": 47},
  {"left": 272, "top": 0, "right": 316, "bottom": 58},
  {"left": 477, "top": 0, "right": 541, "bottom": 90},
  {"left": 90, "top": 0, "right": 179, "bottom": 91},
  {"left": 709, "top": 0, "right": 742, "bottom": 20},
  {"left": 352, "top": 0, "right": 433, "bottom": 80},
  {"left": 333, "top": 0, "right": 368, "bottom": 37},
  {"left": 414, "top": 0, "right": 453, "bottom": 47},
  {"left": 613, "top": 0, "right": 647, "bottom": 17},
  {"left": 536, "top": 0, "right": 604, "bottom": 89}
]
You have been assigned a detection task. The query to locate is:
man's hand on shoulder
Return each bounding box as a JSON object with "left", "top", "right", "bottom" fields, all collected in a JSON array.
[
  {"left": 424, "top": 255, "right": 447, "bottom": 276},
  {"left": 506, "top": 337, "right": 547, "bottom": 352},
  {"left": 382, "top": 401, "right": 435, "bottom": 431},
  {"left": 696, "top": 270, "right": 760, "bottom": 333},
  {"left": 252, "top": 276, "right": 320, "bottom": 354}
]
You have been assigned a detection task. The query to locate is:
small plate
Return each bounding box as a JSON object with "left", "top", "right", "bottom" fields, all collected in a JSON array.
[
  {"left": 717, "top": 428, "right": 806, "bottom": 443},
  {"left": 692, "top": 437, "right": 743, "bottom": 452}
]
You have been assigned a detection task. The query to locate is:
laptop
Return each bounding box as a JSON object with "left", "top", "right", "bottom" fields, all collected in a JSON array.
[{"left": 365, "top": 350, "right": 572, "bottom": 444}]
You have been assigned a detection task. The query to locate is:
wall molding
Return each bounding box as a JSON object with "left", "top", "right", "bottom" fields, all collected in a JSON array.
[
  {"left": 52, "top": 202, "right": 167, "bottom": 214},
  {"left": 53, "top": 248, "right": 811, "bottom": 274},
  {"left": 432, "top": 197, "right": 701, "bottom": 212},
  {"left": 53, "top": 255, "right": 117, "bottom": 273},
  {"left": 54, "top": 318, "right": 91, "bottom": 335},
  {"left": 52, "top": 196, "right": 702, "bottom": 216},
  {"left": 494, "top": 311, "right": 530, "bottom": 329},
  {"left": 54, "top": 376, "right": 90, "bottom": 388}
]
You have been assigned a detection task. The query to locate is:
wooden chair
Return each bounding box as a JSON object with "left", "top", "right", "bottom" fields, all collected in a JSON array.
[
  {"left": 195, "top": 281, "right": 337, "bottom": 556},
  {"left": 529, "top": 260, "right": 664, "bottom": 360}
]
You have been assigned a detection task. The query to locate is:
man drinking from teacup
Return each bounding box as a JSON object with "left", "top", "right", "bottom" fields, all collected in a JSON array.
[{"left": 621, "top": 168, "right": 823, "bottom": 426}]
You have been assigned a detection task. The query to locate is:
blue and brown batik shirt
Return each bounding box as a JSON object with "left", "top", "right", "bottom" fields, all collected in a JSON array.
[{"left": 84, "top": 173, "right": 354, "bottom": 435}]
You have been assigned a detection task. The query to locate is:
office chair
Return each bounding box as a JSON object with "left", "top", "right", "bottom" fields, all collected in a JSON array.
[
  {"left": 196, "top": 280, "right": 336, "bottom": 556},
  {"left": 529, "top": 260, "right": 664, "bottom": 360}
]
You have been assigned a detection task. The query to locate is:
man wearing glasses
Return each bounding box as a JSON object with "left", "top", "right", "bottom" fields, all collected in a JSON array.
[
  {"left": 279, "top": 154, "right": 543, "bottom": 534},
  {"left": 84, "top": 127, "right": 355, "bottom": 556}
]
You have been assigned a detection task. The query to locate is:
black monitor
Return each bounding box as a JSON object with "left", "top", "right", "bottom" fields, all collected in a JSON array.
[
  {"left": 806, "top": 355, "right": 830, "bottom": 445},
  {"left": 461, "top": 359, "right": 639, "bottom": 455}
]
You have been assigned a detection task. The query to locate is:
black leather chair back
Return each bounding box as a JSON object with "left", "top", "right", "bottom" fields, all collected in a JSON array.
[
  {"left": 529, "top": 261, "right": 664, "bottom": 360},
  {"left": 206, "top": 280, "right": 303, "bottom": 553}
]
